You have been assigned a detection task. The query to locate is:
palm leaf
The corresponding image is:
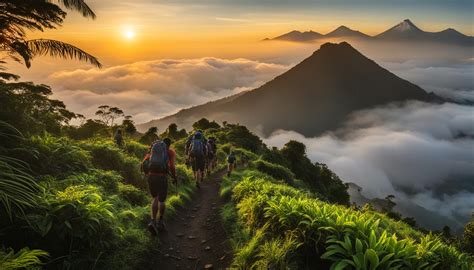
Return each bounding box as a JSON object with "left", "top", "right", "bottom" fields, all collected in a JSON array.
[
  {"left": 26, "top": 39, "right": 102, "bottom": 68},
  {"left": 0, "top": 121, "right": 41, "bottom": 219},
  {"left": 54, "top": 0, "right": 96, "bottom": 19}
]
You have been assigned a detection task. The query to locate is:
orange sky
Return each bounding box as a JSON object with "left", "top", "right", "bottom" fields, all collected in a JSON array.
[{"left": 20, "top": 0, "right": 472, "bottom": 66}]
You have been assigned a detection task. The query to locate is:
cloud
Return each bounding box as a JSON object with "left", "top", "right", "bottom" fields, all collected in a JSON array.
[
  {"left": 215, "top": 17, "right": 253, "bottom": 23},
  {"left": 47, "top": 57, "right": 289, "bottom": 123},
  {"left": 382, "top": 60, "right": 474, "bottom": 102},
  {"left": 264, "top": 101, "right": 474, "bottom": 226}
]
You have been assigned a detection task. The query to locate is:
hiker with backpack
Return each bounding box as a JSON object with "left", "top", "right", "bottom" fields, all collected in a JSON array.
[
  {"left": 227, "top": 151, "right": 236, "bottom": 177},
  {"left": 184, "top": 134, "right": 194, "bottom": 167},
  {"left": 141, "top": 138, "right": 177, "bottom": 235},
  {"left": 188, "top": 131, "right": 206, "bottom": 188},
  {"left": 114, "top": 128, "right": 123, "bottom": 148},
  {"left": 206, "top": 137, "right": 217, "bottom": 174}
]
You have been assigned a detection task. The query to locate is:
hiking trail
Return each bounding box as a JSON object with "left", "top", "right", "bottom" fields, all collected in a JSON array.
[{"left": 152, "top": 171, "right": 232, "bottom": 269}]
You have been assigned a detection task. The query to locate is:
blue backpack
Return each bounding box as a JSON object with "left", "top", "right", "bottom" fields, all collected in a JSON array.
[
  {"left": 227, "top": 154, "right": 236, "bottom": 163},
  {"left": 190, "top": 139, "right": 205, "bottom": 158},
  {"left": 149, "top": 141, "right": 169, "bottom": 173}
]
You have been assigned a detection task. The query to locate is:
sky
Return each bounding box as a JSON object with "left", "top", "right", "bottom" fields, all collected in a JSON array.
[
  {"left": 18, "top": 0, "right": 474, "bottom": 64},
  {"left": 7, "top": 0, "right": 474, "bottom": 123}
]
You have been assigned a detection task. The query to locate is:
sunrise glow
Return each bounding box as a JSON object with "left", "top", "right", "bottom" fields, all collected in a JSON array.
[{"left": 123, "top": 28, "right": 135, "bottom": 40}]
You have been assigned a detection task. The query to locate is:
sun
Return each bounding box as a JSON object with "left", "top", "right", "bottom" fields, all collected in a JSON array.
[{"left": 123, "top": 29, "right": 135, "bottom": 40}]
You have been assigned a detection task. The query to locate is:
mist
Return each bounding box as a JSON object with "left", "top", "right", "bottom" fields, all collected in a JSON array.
[{"left": 264, "top": 101, "right": 474, "bottom": 228}]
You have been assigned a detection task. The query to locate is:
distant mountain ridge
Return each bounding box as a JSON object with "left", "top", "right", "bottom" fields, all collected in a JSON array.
[
  {"left": 138, "top": 42, "right": 440, "bottom": 136},
  {"left": 266, "top": 19, "right": 473, "bottom": 46}
]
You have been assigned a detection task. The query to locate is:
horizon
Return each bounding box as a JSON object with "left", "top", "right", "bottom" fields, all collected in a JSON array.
[
  {"left": 7, "top": 0, "right": 473, "bottom": 124},
  {"left": 10, "top": 0, "right": 474, "bottom": 66}
]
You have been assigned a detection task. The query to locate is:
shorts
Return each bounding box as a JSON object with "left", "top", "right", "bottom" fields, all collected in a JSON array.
[
  {"left": 192, "top": 157, "right": 206, "bottom": 172},
  {"left": 147, "top": 174, "right": 168, "bottom": 202}
]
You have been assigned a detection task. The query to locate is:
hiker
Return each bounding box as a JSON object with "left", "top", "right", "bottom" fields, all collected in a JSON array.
[
  {"left": 188, "top": 131, "right": 206, "bottom": 188},
  {"left": 207, "top": 137, "right": 217, "bottom": 172},
  {"left": 114, "top": 128, "right": 123, "bottom": 148},
  {"left": 184, "top": 134, "right": 193, "bottom": 166},
  {"left": 142, "top": 138, "right": 177, "bottom": 235},
  {"left": 227, "top": 151, "right": 236, "bottom": 177},
  {"left": 241, "top": 154, "right": 249, "bottom": 168}
]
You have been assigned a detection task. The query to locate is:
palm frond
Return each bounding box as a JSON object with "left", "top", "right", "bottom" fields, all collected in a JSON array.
[
  {"left": 55, "top": 0, "right": 96, "bottom": 19},
  {"left": 26, "top": 39, "right": 102, "bottom": 68},
  {"left": 0, "top": 121, "right": 40, "bottom": 219},
  {"left": 0, "top": 72, "right": 20, "bottom": 81}
]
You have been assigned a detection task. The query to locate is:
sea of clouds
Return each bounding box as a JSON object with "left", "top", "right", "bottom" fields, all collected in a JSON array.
[
  {"left": 264, "top": 101, "right": 474, "bottom": 227},
  {"left": 46, "top": 57, "right": 289, "bottom": 123}
]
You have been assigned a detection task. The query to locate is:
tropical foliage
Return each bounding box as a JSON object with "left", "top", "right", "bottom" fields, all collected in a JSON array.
[
  {"left": 0, "top": 0, "right": 100, "bottom": 68},
  {"left": 222, "top": 172, "right": 473, "bottom": 269}
]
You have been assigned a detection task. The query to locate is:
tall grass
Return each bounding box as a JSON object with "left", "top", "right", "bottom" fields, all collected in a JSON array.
[{"left": 227, "top": 173, "right": 473, "bottom": 269}]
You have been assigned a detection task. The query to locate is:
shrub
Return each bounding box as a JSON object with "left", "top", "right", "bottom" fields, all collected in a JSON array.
[
  {"left": 124, "top": 140, "right": 148, "bottom": 160},
  {"left": 176, "top": 164, "right": 193, "bottom": 184},
  {"left": 253, "top": 159, "right": 294, "bottom": 184},
  {"left": 60, "top": 170, "right": 122, "bottom": 194},
  {"left": 118, "top": 183, "right": 148, "bottom": 206},
  {"left": 23, "top": 185, "right": 120, "bottom": 268},
  {"left": 228, "top": 177, "right": 473, "bottom": 269},
  {"left": 80, "top": 140, "right": 145, "bottom": 189},
  {"left": 22, "top": 134, "right": 91, "bottom": 177},
  {"left": 463, "top": 219, "right": 474, "bottom": 253}
]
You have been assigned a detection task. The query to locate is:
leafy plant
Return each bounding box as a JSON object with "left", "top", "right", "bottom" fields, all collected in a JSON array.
[
  {"left": 0, "top": 247, "right": 48, "bottom": 270},
  {"left": 23, "top": 134, "right": 91, "bottom": 177},
  {"left": 227, "top": 174, "right": 473, "bottom": 269},
  {"left": 118, "top": 183, "right": 148, "bottom": 206},
  {"left": 80, "top": 139, "right": 144, "bottom": 188},
  {"left": 0, "top": 121, "right": 40, "bottom": 219},
  {"left": 253, "top": 159, "right": 295, "bottom": 184}
]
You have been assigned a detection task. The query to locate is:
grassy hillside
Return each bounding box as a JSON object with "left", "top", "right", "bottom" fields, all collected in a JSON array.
[
  {"left": 0, "top": 126, "right": 197, "bottom": 269},
  {"left": 221, "top": 170, "right": 472, "bottom": 269},
  {"left": 0, "top": 73, "right": 471, "bottom": 269}
]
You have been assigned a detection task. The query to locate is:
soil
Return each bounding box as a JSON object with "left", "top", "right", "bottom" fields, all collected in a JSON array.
[{"left": 151, "top": 171, "right": 232, "bottom": 269}]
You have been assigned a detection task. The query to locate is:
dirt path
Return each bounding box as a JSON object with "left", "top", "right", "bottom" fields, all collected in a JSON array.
[{"left": 152, "top": 171, "right": 232, "bottom": 269}]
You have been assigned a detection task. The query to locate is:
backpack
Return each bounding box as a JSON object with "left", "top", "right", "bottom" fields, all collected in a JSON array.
[
  {"left": 208, "top": 140, "right": 217, "bottom": 153},
  {"left": 190, "top": 139, "right": 205, "bottom": 158},
  {"left": 141, "top": 153, "right": 151, "bottom": 174},
  {"left": 185, "top": 135, "right": 193, "bottom": 154},
  {"left": 148, "top": 141, "right": 169, "bottom": 173},
  {"left": 227, "top": 154, "right": 236, "bottom": 163},
  {"left": 206, "top": 142, "right": 215, "bottom": 158}
]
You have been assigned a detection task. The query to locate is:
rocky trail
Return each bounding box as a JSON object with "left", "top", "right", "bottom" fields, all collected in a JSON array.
[{"left": 152, "top": 171, "right": 232, "bottom": 269}]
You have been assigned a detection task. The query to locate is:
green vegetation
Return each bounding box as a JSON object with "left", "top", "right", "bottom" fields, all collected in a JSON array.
[
  {"left": 0, "top": 3, "right": 471, "bottom": 266},
  {"left": 0, "top": 125, "right": 197, "bottom": 269},
  {"left": 221, "top": 171, "right": 473, "bottom": 269},
  {"left": 252, "top": 158, "right": 295, "bottom": 185},
  {"left": 1, "top": 69, "right": 471, "bottom": 269},
  {"left": 0, "top": 67, "right": 201, "bottom": 268}
]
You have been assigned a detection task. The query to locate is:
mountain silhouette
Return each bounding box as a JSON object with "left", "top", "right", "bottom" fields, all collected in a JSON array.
[
  {"left": 375, "top": 19, "right": 473, "bottom": 45},
  {"left": 138, "top": 42, "right": 438, "bottom": 136},
  {"left": 266, "top": 19, "right": 473, "bottom": 46},
  {"left": 325, "top": 25, "right": 370, "bottom": 39},
  {"left": 267, "top": 30, "right": 324, "bottom": 42}
]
